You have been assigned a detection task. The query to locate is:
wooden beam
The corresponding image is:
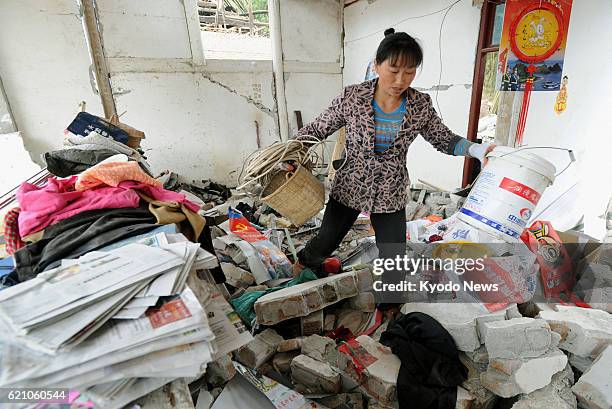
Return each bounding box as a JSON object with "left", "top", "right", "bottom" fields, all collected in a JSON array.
[
  {"left": 81, "top": 0, "right": 116, "bottom": 118},
  {"left": 247, "top": 0, "right": 255, "bottom": 33},
  {"left": 199, "top": 15, "right": 268, "bottom": 27}
]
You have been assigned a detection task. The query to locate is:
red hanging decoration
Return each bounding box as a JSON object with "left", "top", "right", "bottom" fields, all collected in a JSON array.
[{"left": 508, "top": 1, "right": 565, "bottom": 146}]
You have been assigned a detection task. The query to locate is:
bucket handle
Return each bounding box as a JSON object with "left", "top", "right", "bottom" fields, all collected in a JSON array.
[{"left": 495, "top": 146, "right": 576, "bottom": 178}]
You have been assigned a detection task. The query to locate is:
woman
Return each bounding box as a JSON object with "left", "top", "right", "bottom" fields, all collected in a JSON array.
[{"left": 293, "top": 29, "right": 494, "bottom": 296}]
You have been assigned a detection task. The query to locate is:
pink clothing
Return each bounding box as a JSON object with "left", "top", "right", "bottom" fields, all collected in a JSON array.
[
  {"left": 76, "top": 161, "right": 162, "bottom": 191},
  {"left": 17, "top": 176, "right": 201, "bottom": 237}
]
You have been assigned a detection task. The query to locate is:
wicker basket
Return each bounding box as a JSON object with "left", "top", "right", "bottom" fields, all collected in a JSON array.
[{"left": 261, "top": 165, "right": 325, "bottom": 226}]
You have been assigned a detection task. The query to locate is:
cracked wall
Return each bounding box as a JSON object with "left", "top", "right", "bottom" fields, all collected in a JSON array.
[{"left": 0, "top": 0, "right": 343, "bottom": 187}]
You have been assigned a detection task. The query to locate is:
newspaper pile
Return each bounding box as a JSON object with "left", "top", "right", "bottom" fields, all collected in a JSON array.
[{"left": 0, "top": 237, "right": 223, "bottom": 408}]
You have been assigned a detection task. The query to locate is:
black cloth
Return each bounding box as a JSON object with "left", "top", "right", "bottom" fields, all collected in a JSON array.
[
  {"left": 12, "top": 206, "right": 158, "bottom": 282},
  {"left": 44, "top": 149, "right": 118, "bottom": 177},
  {"left": 297, "top": 197, "right": 406, "bottom": 302},
  {"left": 380, "top": 312, "right": 467, "bottom": 409}
]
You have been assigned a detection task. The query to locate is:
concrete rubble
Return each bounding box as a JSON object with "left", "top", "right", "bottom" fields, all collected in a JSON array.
[
  {"left": 5, "top": 165, "right": 600, "bottom": 409},
  {"left": 484, "top": 317, "right": 558, "bottom": 359},
  {"left": 337, "top": 335, "right": 401, "bottom": 406},
  {"left": 290, "top": 354, "right": 342, "bottom": 393},
  {"left": 401, "top": 302, "right": 514, "bottom": 352},
  {"left": 86, "top": 194, "right": 612, "bottom": 408},
  {"left": 315, "top": 392, "right": 364, "bottom": 409},
  {"left": 234, "top": 329, "right": 283, "bottom": 369},
  {"left": 538, "top": 305, "right": 612, "bottom": 358},
  {"left": 481, "top": 348, "right": 568, "bottom": 397},
  {"left": 511, "top": 364, "right": 577, "bottom": 409},
  {"left": 205, "top": 354, "right": 237, "bottom": 386},
  {"left": 572, "top": 345, "right": 612, "bottom": 409}
]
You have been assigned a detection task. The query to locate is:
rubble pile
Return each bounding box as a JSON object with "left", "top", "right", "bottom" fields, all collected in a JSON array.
[{"left": 0, "top": 112, "right": 610, "bottom": 409}]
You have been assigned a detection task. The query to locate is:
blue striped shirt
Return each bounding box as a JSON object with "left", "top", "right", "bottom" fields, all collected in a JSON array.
[{"left": 373, "top": 99, "right": 406, "bottom": 154}]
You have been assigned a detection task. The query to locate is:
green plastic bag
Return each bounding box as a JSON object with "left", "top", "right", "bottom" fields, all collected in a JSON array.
[{"left": 230, "top": 268, "right": 318, "bottom": 327}]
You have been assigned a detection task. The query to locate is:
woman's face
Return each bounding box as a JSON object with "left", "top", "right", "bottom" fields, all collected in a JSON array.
[{"left": 375, "top": 59, "right": 417, "bottom": 97}]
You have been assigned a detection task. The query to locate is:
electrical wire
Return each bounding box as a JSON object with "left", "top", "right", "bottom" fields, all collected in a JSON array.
[
  {"left": 435, "top": 0, "right": 463, "bottom": 121},
  {"left": 236, "top": 135, "right": 332, "bottom": 193},
  {"left": 344, "top": 0, "right": 464, "bottom": 45}
]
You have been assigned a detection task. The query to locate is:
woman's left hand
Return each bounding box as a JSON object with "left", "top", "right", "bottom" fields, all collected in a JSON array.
[{"left": 482, "top": 144, "right": 496, "bottom": 167}]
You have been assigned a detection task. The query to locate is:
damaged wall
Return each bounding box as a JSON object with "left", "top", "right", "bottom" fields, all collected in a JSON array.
[
  {"left": 97, "top": 0, "right": 279, "bottom": 185},
  {"left": 0, "top": 0, "right": 345, "bottom": 187},
  {"left": 0, "top": 0, "right": 104, "bottom": 159},
  {"left": 343, "top": 0, "right": 480, "bottom": 191}
]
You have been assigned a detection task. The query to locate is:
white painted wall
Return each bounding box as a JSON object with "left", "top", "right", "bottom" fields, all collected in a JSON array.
[
  {"left": 98, "top": 0, "right": 277, "bottom": 184},
  {"left": 0, "top": 0, "right": 103, "bottom": 162},
  {"left": 279, "top": 0, "right": 344, "bottom": 138},
  {"left": 0, "top": 0, "right": 344, "bottom": 188},
  {"left": 344, "top": 0, "right": 480, "bottom": 191},
  {"left": 521, "top": 0, "right": 612, "bottom": 238}
]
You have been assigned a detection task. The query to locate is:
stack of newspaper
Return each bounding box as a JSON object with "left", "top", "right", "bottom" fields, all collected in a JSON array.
[{"left": 0, "top": 239, "right": 221, "bottom": 409}]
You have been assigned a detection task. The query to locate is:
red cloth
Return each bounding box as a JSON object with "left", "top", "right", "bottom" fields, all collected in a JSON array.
[
  {"left": 4, "top": 207, "right": 24, "bottom": 255},
  {"left": 17, "top": 176, "right": 201, "bottom": 237}
]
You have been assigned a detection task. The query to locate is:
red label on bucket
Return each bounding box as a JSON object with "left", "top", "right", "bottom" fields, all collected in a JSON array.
[{"left": 499, "top": 177, "right": 541, "bottom": 205}]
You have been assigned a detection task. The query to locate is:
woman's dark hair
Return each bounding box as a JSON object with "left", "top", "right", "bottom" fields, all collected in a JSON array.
[{"left": 375, "top": 28, "right": 423, "bottom": 68}]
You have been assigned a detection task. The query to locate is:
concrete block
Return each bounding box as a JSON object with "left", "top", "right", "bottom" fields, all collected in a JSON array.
[
  {"left": 324, "top": 314, "right": 336, "bottom": 332},
  {"left": 301, "top": 334, "right": 336, "bottom": 362},
  {"left": 290, "top": 354, "right": 341, "bottom": 394},
  {"left": 338, "top": 335, "right": 400, "bottom": 406},
  {"left": 244, "top": 285, "right": 269, "bottom": 293},
  {"left": 481, "top": 348, "right": 568, "bottom": 397},
  {"left": 484, "top": 318, "right": 553, "bottom": 359},
  {"left": 511, "top": 364, "right": 576, "bottom": 409},
  {"left": 347, "top": 292, "right": 376, "bottom": 312},
  {"left": 456, "top": 386, "right": 475, "bottom": 409},
  {"left": 204, "top": 354, "right": 236, "bottom": 386},
  {"left": 402, "top": 303, "right": 508, "bottom": 352},
  {"left": 301, "top": 309, "right": 324, "bottom": 336},
  {"left": 234, "top": 329, "right": 283, "bottom": 369},
  {"left": 477, "top": 308, "right": 510, "bottom": 344},
  {"left": 459, "top": 352, "right": 497, "bottom": 409},
  {"left": 568, "top": 353, "right": 595, "bottom": 374},
  {"left": 219, "top": 262, "right": 254, "bottom": 288},
  {"left": 506, "top": 303, "right": 523, "bottom": 319},
  {"left": 336, "top": 308, "right": 370, "bottom": 336},
  {"left": 254, "top": 271, "right": 363, "bottom": 325},
  {"left": 277, "top": 338, "right": 304, "bottom": 353},
  {"left": 464, "top": 345, "right": 489, "bottom": 366},
  {"left": 316, "top": 392, "right": 363, "bottom": 409},
  {"left": 272, "top": 351, "right": 299, "bottom": 374},
  {"left": 572, "top": 345, "right": 612, "bottom": 409},
  {"left": 538, "top": 305, "right": 612, "bottom": 358},
  {"left": 354, "top": 267, "right": 374, "bottom": 292}
]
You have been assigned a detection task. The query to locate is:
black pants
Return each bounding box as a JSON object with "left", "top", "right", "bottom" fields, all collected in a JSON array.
[{"left": 297, "top": 197, "right": 407, "bottom": 302}]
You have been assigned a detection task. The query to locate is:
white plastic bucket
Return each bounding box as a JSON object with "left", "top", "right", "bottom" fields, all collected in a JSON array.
[{"left": 457, "top": 146, "right": 556, "bottom": 242}]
